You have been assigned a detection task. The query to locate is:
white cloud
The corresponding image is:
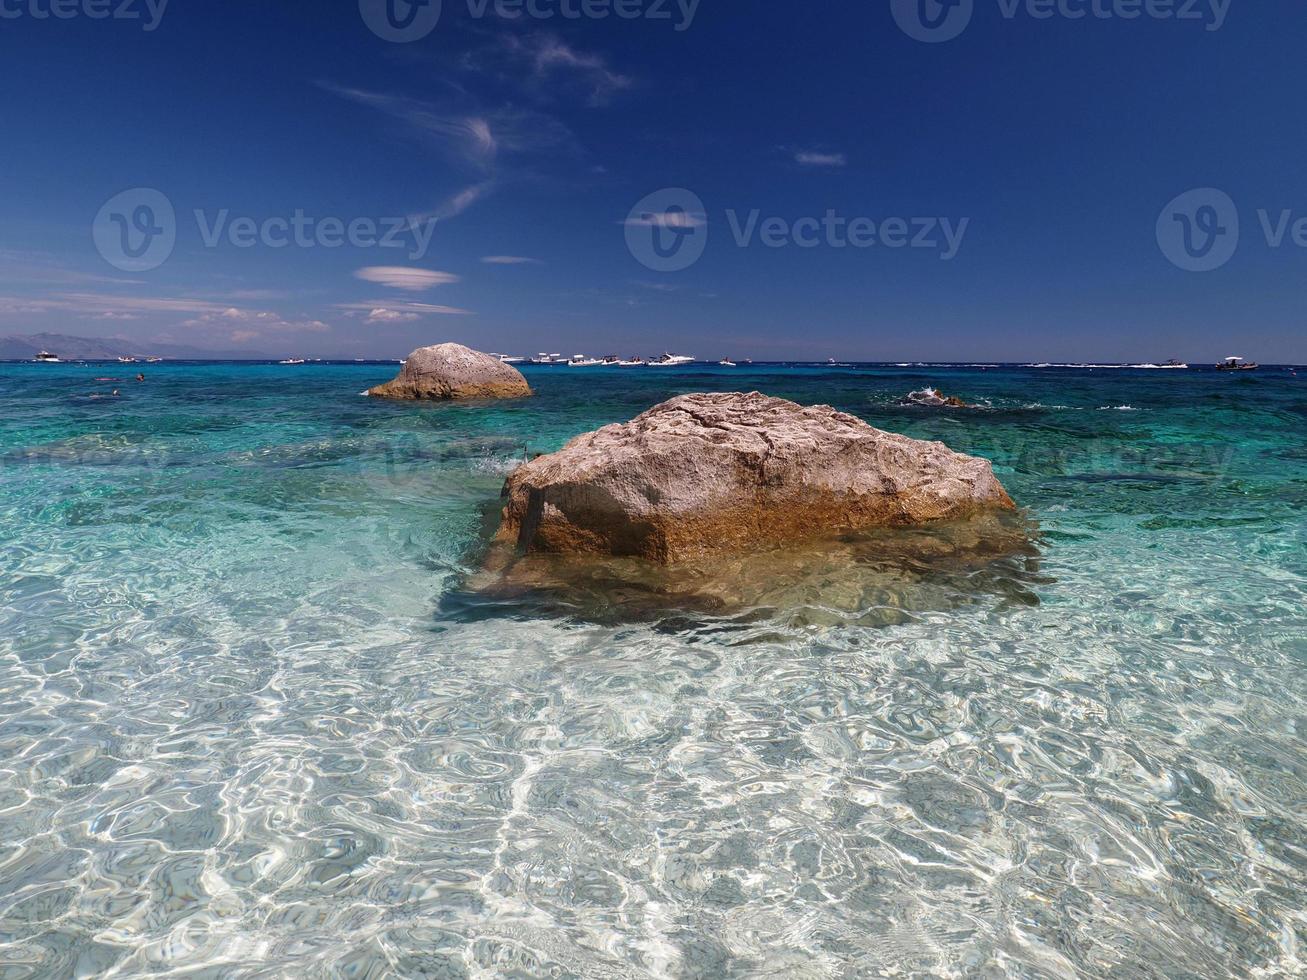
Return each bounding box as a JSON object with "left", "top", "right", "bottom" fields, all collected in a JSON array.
[
  {"left": 481, "top": 255, "right": 542, "bottom": 265},
  {"left": 353, "top": 267, "right": 461, "bottom": 291},
  {"left": 796, "top": 151, "right": 847, "bottom": 167},
  {"left": 363, "top": 308, "right": 421, "bottom": 324}
]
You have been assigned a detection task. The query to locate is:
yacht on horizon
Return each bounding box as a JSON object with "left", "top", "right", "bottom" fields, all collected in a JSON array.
[
  {"left": 648, "top": 353, "right": 696, "bottom": 367},
  {"left": 33, "top": 350, "right": 60, "bottom": 363}
]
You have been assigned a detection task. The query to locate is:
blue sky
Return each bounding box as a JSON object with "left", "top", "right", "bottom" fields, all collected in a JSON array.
[{"left": 1, "top": 0, "right": 1303, "bottom": 360}]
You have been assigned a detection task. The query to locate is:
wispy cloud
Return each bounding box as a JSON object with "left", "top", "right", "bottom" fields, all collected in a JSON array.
[
  {"left": 507, "top": 35, "right": 634, "bottom": 107},
  {"left": 0, "top": 293, "right": 233, "bottom": 318},
  {"left": 319, "top": 83, "right": 502, "bottom": 171},
  {"left": 0, "top": 291, "right": 336, "bottom": 342},
  {"left": 321, "top": 83, "right": 577, "bottom": 171},
  {"left": 338, "top": 301, "right": 473, "bottom": 317},
  {"left": 180, "top": 307, "right": 332, "bottom": 336},
  {"left": 320, "top": 82, "right": 580, "bottom": 226},
  {"left": 0, "top": 250, "right": 144, "bottom": 286},
  {"left": 622, "top": 211, "right": 706, "bottom": 229},
  {"left": 408, "top": 182, "right": 494, "bottom": 226},
  {"left": 481, "top": 255, "right": 542, "bottom": 265},
  {"left": 795, "top": 151, "right": 847, "bottom": 167},
  {"left": 354, "top": 267, "right": 461, "bottom": 291}
]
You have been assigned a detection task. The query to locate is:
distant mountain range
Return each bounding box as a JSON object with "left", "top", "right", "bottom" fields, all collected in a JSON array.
[{"left": 0, "top": 333, "right": 267, "bottom": 361}]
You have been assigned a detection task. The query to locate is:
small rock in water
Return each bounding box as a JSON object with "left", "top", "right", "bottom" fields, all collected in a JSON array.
[
  {"left": 367, "top": 343, "right": 531, "bottom": 401},
  {"left": 905, "top": 388, "right": 974, "bottom": 408}
]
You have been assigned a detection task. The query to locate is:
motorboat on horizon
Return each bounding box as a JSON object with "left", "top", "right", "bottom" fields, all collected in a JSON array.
[
  {"left": 33, "top": 350, "right": 60, "bottom": 363},
  {"left": 718, "top": 358, "right": 737, "bottom": 367},
  {"left": 279, "top": 358, "right": 306, "bottom": 365},
  {"left": 648, "top": 353, "right": 695, "bottom": 367},
  {"left": 568, "top": 355, "right": 604, "bottom": 367},
  {"left": 490, "top": 353, "right": 526, "bottom": 364},
  {"left": 1216, "top": 356, "right": 1258, "bottom": 371},
  {"left": 530, "top": 353, "right": 565, "bottom": 364}
]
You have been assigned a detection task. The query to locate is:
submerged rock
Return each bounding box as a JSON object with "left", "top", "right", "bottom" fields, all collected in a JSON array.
[
  {"left": 905, "top": 388, "right": 975, "bottom": 409},
  {"left": 493, "top": 392, "right": 1015, "bottom": 564},
  {"left": 368, "top": 343, "right": 531, "bottom": 401},
  {"left": 465, "top": 510, "right": 1044, "bottom": 625}
]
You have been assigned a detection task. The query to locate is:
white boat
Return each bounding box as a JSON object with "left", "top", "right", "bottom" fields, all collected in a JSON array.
[
  {"left": 279, "top": 358, "right": 306, "bottom": 365},
  {"left": 568, "top": 355, "right": 603, "bottom": 367},
  {"left": 648, "top": 353, "right": 695, "bottom": 367},
  {"left": 490, "top": 353, "right": 526, "bottom": 364},
  {"left": 617, "top": 358, "right": 646, "bottom": 367},
  {"left": 33, "top": 351, "right": 60, "bottom": 363},
  {"left": 145, "top": 356, "right": 162, "bottom": 363},
  {"left": 718, "top": 358, "right": 737, "bottom": 367},
  {"left": 1216, "top": 356, "right": 1258, "bottom": 372},
  {"left": 117, "top": 356, "right": 137, "bottom": 364},
  {"left": 530, "top": 353, "right": 565, "bottom": 365}
]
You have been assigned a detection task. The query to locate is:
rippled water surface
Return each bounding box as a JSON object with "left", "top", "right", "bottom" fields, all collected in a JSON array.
[{"left": 0, "top": 362, "right": 1304, "bottom": 978}]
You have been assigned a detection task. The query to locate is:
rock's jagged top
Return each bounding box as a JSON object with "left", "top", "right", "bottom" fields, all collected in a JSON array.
[
  {"left": 495, "top": 392, "right": 1015, "bottom": 563},
  {"left": 368, "top": 343, "right": 531, "bottom": 401}
]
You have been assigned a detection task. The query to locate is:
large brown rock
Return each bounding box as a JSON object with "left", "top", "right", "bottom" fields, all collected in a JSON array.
[
  {"left": 495, "top": 392, "right": 1015, "bottom": 563},
  {"left": 368, "top": 343, "right": 531, "bottom": 400}
]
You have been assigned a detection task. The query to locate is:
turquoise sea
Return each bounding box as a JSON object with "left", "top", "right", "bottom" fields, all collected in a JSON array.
[{"left": 0, "top": 361, "right": 1304, "bottom": 978}]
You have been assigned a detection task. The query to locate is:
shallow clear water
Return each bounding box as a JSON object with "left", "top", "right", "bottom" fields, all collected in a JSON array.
[{"left": 0, "top": 362, "right": 1304, "bottom": 978}]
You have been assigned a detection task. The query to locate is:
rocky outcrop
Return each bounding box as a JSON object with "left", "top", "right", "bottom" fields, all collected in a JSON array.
[
  {"left": 368, "top": 344, "right": 531, "bottom": 401},
  {"left": 494, "top": 392, "right": 1015, "bottom": 564}
]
